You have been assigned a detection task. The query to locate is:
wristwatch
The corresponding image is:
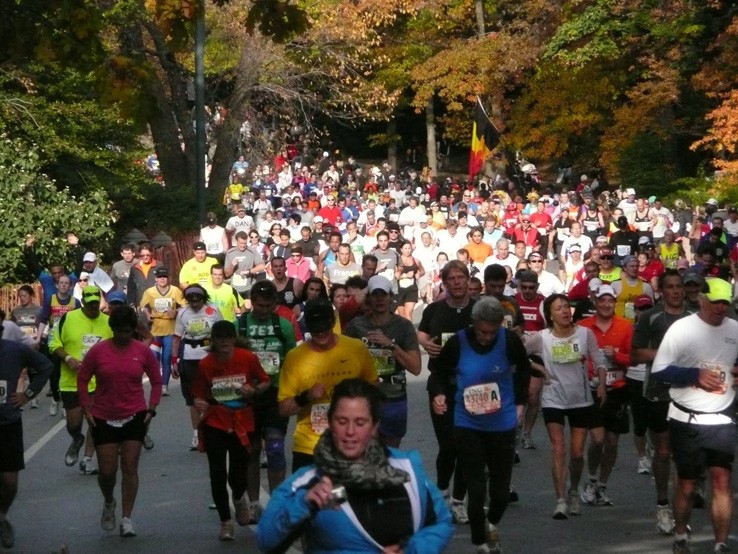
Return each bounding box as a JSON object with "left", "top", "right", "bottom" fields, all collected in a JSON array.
[{"left": 24, "top": 388, "right": 36, "bottom": 400}]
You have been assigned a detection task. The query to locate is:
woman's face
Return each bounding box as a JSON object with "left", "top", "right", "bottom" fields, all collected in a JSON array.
[
  {"left": 401, "top": 243, "right": 413, "bottom": 256},
  {"left": 306, "top": 282, "right": 323, "bottom": 300},
  {"left": 329, "top": 397, "right": 378, "bottom": 461},
  {"left": 549, "top": 297, "right": 572, "bottom": 327},
  {"left": 17, "top": 290, "right": 31, "bottom": 305}
]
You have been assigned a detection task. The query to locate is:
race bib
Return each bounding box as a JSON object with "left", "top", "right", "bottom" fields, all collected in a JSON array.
[
  {"left": 463, "top": 383, "right": 501, "bottom": 415},
  {"left": 187, "top": 318, "right": 207, "bottom": 336},
  {"left": 701, "top": 362, "right": 729, "bottom": 395},
  {"left": 503, "top": 315, "right": 514, "bottom": 329},
  {"left": 398, "top": 278, "right": 413, "bottom": 288},
  {"left": 107, "top": 415, "right": 134, "bottom": 428},
  {"left": 605, "top": 370, "right": 625, "bottom": 386},
  {"left": 0, "top": 380, "right": 6, "bottom": 405},
  {"left": 232, "top": 273, "right": 247, "bottom": 287},
  {"left": 81, "top": 334, "right": 102, "bottom": 359},
  {"left": 153, "top": 298, "right": 173, "bottom": 312},
  {"left": 211, "top": 374, "right": 247, "bottom": 404},
  {"left": 369, "top": 348, "right": 395, "bottom": 376},
  {"left": 551, "top": 338, "right": 581, "bottom": 364},
  {"left": 616, "top": 245, "right": 630, "bottom": 257},
  {"left": 623, "top": 302, "right": 635, "bottom": 321},
  {"left": 310, "top": 403, "right": 330, "bottom": 434},
  {"left": 207, "top": 242, "right": 219, "bottom": 252},
  {"left": 256, "top": 352, "right": 280, "bottom": 376}
]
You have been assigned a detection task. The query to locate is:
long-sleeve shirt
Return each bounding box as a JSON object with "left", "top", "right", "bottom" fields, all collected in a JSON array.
[
  {"left": 78, "top": 339, "right": 162, "bottom": 420},
  {"left": 0, "top": 340, "right": 53, "bottom": 424}
]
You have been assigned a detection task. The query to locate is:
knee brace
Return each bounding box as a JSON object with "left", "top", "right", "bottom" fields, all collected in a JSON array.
[{"left": 264, "top": 435, "right": 286, "bottom": 472}]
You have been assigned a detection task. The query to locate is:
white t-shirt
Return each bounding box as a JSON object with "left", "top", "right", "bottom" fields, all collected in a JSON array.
[
  {"left": 652, "top": 313, "right": 738, "bottom": 418},
  {"left": 200, "top": 226, "right": 227, "bottom": 255},
  {"left": 536, "top": 270, "right": 565, "bottom": 298},
  {"left": 225, "top": 215, "right": 255, "bottom": 245}
]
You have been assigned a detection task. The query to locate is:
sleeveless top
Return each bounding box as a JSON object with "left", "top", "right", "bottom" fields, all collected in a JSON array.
[
  {"left": 615, "top": 278, "right": 644, "bottom": 322},
  {"left": 276, "top": 277, "right": 299, "bottom": 309},
  {"left": 659, "top": 242, "right": 679, "bottom": 269},
  {"left": 634, "top": 210, "right": 651, "bottom": 232},
  {"left": 398, "top": 258, "right": 419, "bottom": 289}
]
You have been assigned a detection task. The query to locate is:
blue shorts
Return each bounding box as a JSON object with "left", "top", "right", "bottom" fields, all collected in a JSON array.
[{"left": 379, "top": 398, "right": 408, "bottom": 440}]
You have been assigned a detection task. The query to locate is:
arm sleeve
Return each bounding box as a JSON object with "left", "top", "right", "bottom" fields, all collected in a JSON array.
[
  {"left": 651, "top": 324, "right": 700, "bottom": 386},
  {"left": 507, "top": 332, "right": 532, "bottom": 405},
  {"left": 255, "top": 479, "right": 313, "bottom": 553}
]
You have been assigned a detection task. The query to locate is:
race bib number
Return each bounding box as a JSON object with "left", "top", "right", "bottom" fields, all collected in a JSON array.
[
  {"left": 605, "top": 370, "right": 625, "bottom": 386},
  {"left": 207, "top": 242, "right": 219, "bottom": 252},
  {"left": 0, "top": 380, "right": 6, "bottom": 405},
  {"left": 369, "top": 348, "right": 395, "bottom": 376},
  {"left": 441, "top": 333, "right": 454, "bottom": 347},
  {"left": 211, "top": 374, "right": 247, "bottom": 404},
  {"left": 616, "top": 245, "right": 631, "bottom": 257},
  {"left": 701, "top": 362, "right": 729, "bottom": 394},
  {"left": 81, "top": 335, "right": 102, "bottom": 359},
  {"left": 463, "top": 383, "right": 501, "bottom": 415},
  {"left": 551, "top": 338, "right": 581, "bottom": 364},
  {"left": 187, "top": 318, "right": 208, "bottom": 336},
  {"left": 310, "top": 403, "right": 330, "bottom": 434},
  {"left": 153, "top": 298, "right": 173, "bottom": 312},
  {"left": 232, "top": 272, "right": 248, "bottom": 287},
  {"left": 399, "top": 278, "right": 413, "bottom": 288},
  {"left": 256, "top": 352, "right": 280, "bottom": 376},
  {"left": 503, "top": 315, "right": 514, "bottom": 329}
]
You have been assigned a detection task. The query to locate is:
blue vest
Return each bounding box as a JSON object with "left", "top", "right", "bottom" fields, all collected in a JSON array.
[{"left": 453, "top": 328, "right": 517, "bottom": 432}]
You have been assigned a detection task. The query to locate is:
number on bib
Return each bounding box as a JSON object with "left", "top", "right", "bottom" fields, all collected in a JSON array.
[{"left": 463, "top": 382, "right": 501, "bottom": 415}]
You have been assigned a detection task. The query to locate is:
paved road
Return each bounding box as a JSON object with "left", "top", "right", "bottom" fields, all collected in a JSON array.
[{"left": 7, "top": 355, "right": 736, "bottom": 553}]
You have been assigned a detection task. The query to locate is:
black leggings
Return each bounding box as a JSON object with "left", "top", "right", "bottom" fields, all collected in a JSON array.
[
  {"left": 428, "top": 392, "right": 466, "bottom": 500},
  {"left": 203, "top": 424, "right": 250, "bottom": 522},
  {"left": 455, "top": 427, "right": 516, "bottom": 546}
]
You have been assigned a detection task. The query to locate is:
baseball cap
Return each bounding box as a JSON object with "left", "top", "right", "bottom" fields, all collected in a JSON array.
[
  {"left": 638, "top": 236, "right": 650, "bottom": 246},
  {"left": 528, "top": 252, "right": 544, "bottom": 261},
  {"left": 193, "top": 241, "right": 206, "bottom": 251},
  {"left": 569, "top": 244, "right": 582, "bottom": 253},
  {"left": 704, "top": 278, "right": 732, "bottom": 303},
  {"left": 83, "top": 252, "right": 97, "bottom": 263},
  {"left": 155, "top": 267, "right": 169, "bottom": 278},
  {"left": 596, "top": 235, "right": 608, "bottom": 244},
  {"left": 625, "top": 188, "right": 636, "bottom": 196},
  {"left": 367, "top": 275, "right": 392, "bottom": 295},
  {"left": 634, "top": 295, "right": 654, "bottom": 309},
  {"left": 82, "top": 285, "right": 101, "bottom": 303},
  {"left": 313, "top": 216, "right": 324, "bottom": 223},
  {"left": 706, "top": 198, "right": 718, "bottom": 206},
  {"left": 387, "top": 222, "right": 401, "bottom": 231},
  {"left": 107, "top": 291, "right": 128, "bottom": 304},
  {"left": 682, "top": 269, "right": 704, "bottom": 286},
  {"left": 595, "top": 284, "right": 616, "bottom": 298},
  {"left": 236, "top": 205, "right": 246, "bottom": 213},
  {"left": 588, "top": 278, "right": 603, "bottom": 292},
  {"left": 622, "top": 255, "right": 637, "bottom": 266},
  {"left": 303, "top": 298, "right": 335, "bottom": 334}
]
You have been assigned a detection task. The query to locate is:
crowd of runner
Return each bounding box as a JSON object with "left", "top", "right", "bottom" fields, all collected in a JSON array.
[{"left": 1, "top": 146, "right": 738, "bottom": 554}]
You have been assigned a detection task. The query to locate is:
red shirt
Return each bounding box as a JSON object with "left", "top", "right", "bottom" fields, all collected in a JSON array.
[
  {"left": 577, "top": 315, "right": 633, "bottom": 389},
  {"left": 275, "top": 304, "right": 303, "bottom": 341},
  {"left": 514, "top": 292, "right": 546, "bottom": 333},
  {"left": 638, "top": 260, "right": 664, "bottom": 285},
  {"left": 530, "top": 212, "right": 553, "bottom": 233},
  {"left": 317, "top": 205, "right": 343, "bottom": 227},
  {"left": 511, "top": 226, "right": 540, "bottom": 248},
  {"left": 193, "top": 348, "right": 270, "bottom": 448}
]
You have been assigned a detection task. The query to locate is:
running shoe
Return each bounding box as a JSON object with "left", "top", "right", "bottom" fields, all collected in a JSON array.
[
  {"left": 567, "top": 489, "right": 581, "bottom": 516},
  {"left": 657, "top": 505, "right": 675, "bottom": 535},
  {"left": 64, "top": 436, "right": 85, "bottom": 466},
  {"left": 143, "top": 435, "right": 154, "bottom": 450},
  {"left": 476, "top": 545, "right": 491, "bottom": 554},
  {"left": 552, "top": 499, "right": 568, "bottom": 520},
  {"left": 596, "top": 484, "right": 613, "bottom": 506},
  {"left": 521, "top": 433, "right": 536, "bottom": 450},
  {"left": 451, "top": 501, "right": 469, "bottom": 524},
  {"left": 580, "top": 481, "right": 598, "bottom": 505},
  {"left": 162, "top": 385, "right": 169, "bottom": 396},
  {"left": 190, "top": 435, "right": 199, "bottom": 451},
  {"left": 0, "top": 519, "right": 15, "bottom": 548},
  {"left": 514, "top": 450, "right": 521, "bottom": 464},
  {"left": 49, "top": 401, "right": 59, "bottom": 416},
  {"left": 219, "top": 521, "right": 235, "bottom": 541},
  {"left": 714, "top": 543, "right": 730, "bottom": 553},
  {"left": 233, "top": 497, "right": 250, "bottom": 526},
  {"left": 672, "top": 538, "right": 692, "bottom": 553},
  {"left": 488, "top": 524, "right": 502, "bottom": 553},
  {"left": 508, "top": 486, "right": 519, "bottom": 503},
  {"left": 638, "top": 456, "right": 652, "bottom": 475},
  {"left": 101, "top": 499, "right": 116, "bottom": 531},
  {"left": 30, "top": 398, "right": 38, "bottom": 409},
  {"left": 249, "top": 501, "right": 263, "bottom": 524},
  {"left": 79, "top": 458, "right": 98, "bottom": 475},
  {"left": 119, "top": 517, "right": 136, "bottom": 537}
]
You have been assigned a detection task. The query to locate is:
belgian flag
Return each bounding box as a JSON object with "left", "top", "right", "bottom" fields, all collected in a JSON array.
[{"left": 468, "top": 97, "right": 500, "bottom": 181}]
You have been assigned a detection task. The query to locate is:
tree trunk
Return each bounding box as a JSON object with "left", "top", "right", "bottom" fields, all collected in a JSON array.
[
  {"left": 475, "top": 0, "right": 485, "bottom": 38},
  {"left": 426, "top": 98, "right": 437, "bottom": 176},
  {"left": 387, "top": 118, "right": 398, "bottom": 170}
]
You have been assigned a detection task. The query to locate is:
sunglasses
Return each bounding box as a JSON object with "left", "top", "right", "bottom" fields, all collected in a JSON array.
[
  {"left": 79, "top": 278, "right": 89, "bottom": 282},
  {"left": 529, "top": 259, "right": 543, "bottom": 263},
  {"left": 600, "top": 255, "right": 614, "bottom": 260},
  {"left": 519, "top": 284, "right": 538, "bottom": 290}
]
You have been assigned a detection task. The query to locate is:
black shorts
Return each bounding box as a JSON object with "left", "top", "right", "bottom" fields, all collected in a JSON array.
[
  {"left": 542, "top": 405, "right": 596, "bottom": 429},
  {"left": 669, "top": 420, "right": 737, "bottom": 480},
  {"left": 0, "top": 419, "right": 25, "bottom": 472},
  {"left": 60, "top": 390, "right": 91, "bottom": 411},
  {"left": 591, "top": 388, "right": 630, "bottom": 434},
  {"left": 627, "top": 378, "right": 669, "bottom": 435},
  {"left": 91, "top": 411, "right": 148, "bottom": 446},
  {"left": 180, "top": 359, "right": 200, "bottom": 406},
  {"left": 253, "top": 387, "right": 288, "bottom": 436},
  {"left": 396, "top": 285, "right": 419, "bottom": 304}
]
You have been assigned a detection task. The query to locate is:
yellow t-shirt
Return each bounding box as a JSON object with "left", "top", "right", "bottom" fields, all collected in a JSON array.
[
  {"left": 204, "top": 283, "right": 243, "bottom": 323},
  {"left": 278, "top": 335, "right": 377, "bottom": 455},
  {"left": 140, "top": 285, "right": 185, "bottom": 336},
  {"left": 179, "top": 257, "right": 219, "bottom": 288}
]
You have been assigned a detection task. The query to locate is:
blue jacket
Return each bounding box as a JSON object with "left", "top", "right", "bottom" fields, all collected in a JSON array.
[{"left": 257, "top": 448, "right": 453, "bottom": 553}]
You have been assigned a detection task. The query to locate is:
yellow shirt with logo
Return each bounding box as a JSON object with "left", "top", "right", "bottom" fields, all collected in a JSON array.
[
  {"left": 179, "top": 257, "right": 219, "bottom": 288},
  {"left": 140, "top": 285, "right": 185, "bottom": 336}
]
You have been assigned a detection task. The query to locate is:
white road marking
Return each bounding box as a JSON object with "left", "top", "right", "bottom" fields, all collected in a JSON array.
[{"left": 24, "top": 419, "right": 66, "bottom": 463}]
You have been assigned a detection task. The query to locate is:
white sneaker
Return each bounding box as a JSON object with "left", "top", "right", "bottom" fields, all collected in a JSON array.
[
  {"left": 451, "top": 501, "right": 469, "bottom": 524},
  {"left": 190, "top": 435, "right": 199, "bottom": 451},
  {"left": 580, "top": 481, "right": 598, "bottom": 504},
  {"left": 553, "top": 498, "right": 568, "bottom": 520},
  {"left": 162, "top": 385, "right": 169, "bottom": 397},
  {"left": 488, "top": 524, "right": 502, "bottom": 553},
  {"left": 49, "top": 401, "right": 59, "bottom": 416},
  {"left": 101, "top": 499, "right": 116, "bottom": 531},
  {"left": 567, "top": 489, "right": 581, "bottom": 515},
  {"left": 638, "top": 456, "right": 652, "bottom": 475},
  {"left": 657, "top": 505, "right": 676, "bottom": 535},
  {"left": 30, "top": 399, "right": 38, "bottom": 409},
  {"left": 521, "top": 432, "right": 536, "bottom": 450},
  {"left": 119, "top": 517, "right": 136, "bottom": 537}
]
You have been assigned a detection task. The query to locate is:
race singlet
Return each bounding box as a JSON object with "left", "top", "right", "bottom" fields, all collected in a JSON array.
[{"left": 463, "top": 383, "right": 501, "bottom": 415}]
